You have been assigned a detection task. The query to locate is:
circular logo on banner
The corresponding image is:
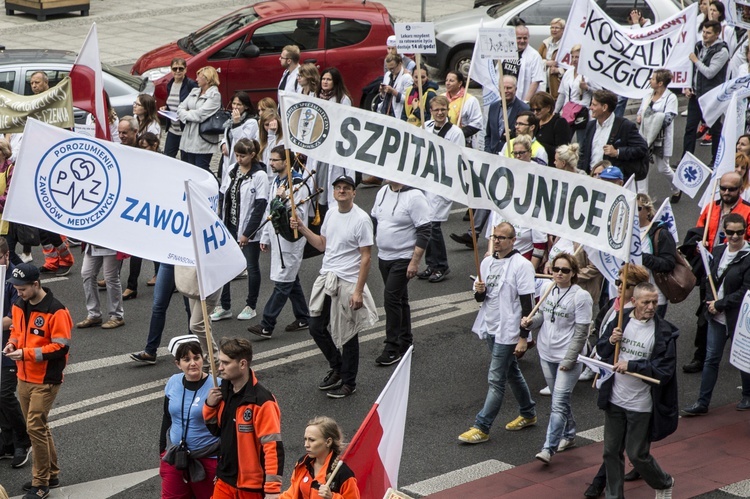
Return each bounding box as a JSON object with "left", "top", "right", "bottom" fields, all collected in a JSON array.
[
  {"left": 680, "top": 158, "right": 706, "bottom": 189},
  {"left": 607, "top": 194, "right": 630, "bottom": 250},
  {"left": 34, "top": 138, "right": 121, "bottom": 230},
  {"left": 286, "top": 102, "right": 330, "bottom": 150}
]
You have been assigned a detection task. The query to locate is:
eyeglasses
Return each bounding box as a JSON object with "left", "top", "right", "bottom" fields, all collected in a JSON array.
[
  {"left": 490, "top": 235, "right": 511, "bottom": 241},
  {"left": 279, "top": 56, "right": 291, "bottom": 60},
  {"left": 512, "top": 150, "right": 529, "bottom": 157},
  {"left": 551, "top": 266, "right": 572, "bottom": 274},
  {"left": 269, "top": 157, "right": 284, "bottom": 163},
  {"left": 725, "top": 229, "right": 745, "bottom": 236},
  {"left": 431, "top": 108, "right": 448, "bottom": 113},
  {"left": 171, "top": 67, "right": 186, "bottom": 72},
  {"left": 720, "top": 185, "right": 740, "bottom": 192},
  {"left": 614, "top": 279, "right": 636, "bottom": 288},
  {"left": 515, "top": 122, "right": 530, "bottom": 127},
  {"left": 133, "top": 102, "right": 143, "bottom": 107},
  {"left": 529, "top": 108, "right": 541, "bottom": 112}
]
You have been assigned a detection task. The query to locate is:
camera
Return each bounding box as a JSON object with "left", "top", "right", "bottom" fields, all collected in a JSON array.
[{"left": 175, "top": 442, "right": 190, "bottom": 470}]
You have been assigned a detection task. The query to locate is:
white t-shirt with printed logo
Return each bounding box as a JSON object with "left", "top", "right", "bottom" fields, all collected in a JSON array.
[
  {"left": 536, "top": 283, "right": 593, "bottom": 363},
  {"left": 610, "top": 316, "right": 656, "bottom": 413}
]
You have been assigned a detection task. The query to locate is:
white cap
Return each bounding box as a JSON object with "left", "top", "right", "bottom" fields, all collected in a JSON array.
[
  {"left": 168, "top": 334, "right": 201, "bottom": 357},
  {"left": 386, "top": 35, "right": 397, "bottom": 47}
]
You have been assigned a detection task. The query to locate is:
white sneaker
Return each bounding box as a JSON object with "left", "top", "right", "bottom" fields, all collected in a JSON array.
[
  {"left": 579, "top": 367, "right": 595, "bottom": 381},
  {"left": 535, "top": 449, "right": 552, "bottom": 464},
  {"left": 20, "top": 252, "right": 33, "bottom": 263},
  {"left": 210, "top": 306, "right": 232, "bottom": 322},
  {"left": 539, "top": 386, "right": 551, "bottom": 396},
  {"left": 655, "top": 477, "right": 674, "bottom": 499},
  {"left": 558, "top": 437, "right": 576, "bottom": 451},
  {"left": 237, "top": 306, "right": 256, "bottom": 320}
]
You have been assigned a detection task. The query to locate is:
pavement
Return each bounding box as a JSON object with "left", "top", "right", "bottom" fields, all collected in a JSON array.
[{"left": 0, "top": 2, "right": 748, "bottom": 499}]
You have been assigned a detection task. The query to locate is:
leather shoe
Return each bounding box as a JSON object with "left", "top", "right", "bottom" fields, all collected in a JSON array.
[
  {"left": 682, "top": 359, "right": 703, "bottom": 373},
  {"left": 584, "top": 482, "right": 604, "bottom": 498},
  {"left": 76, "top": 316, "right": 102, "bottom": 329},
  {"left": 737, "top": 397, "right": 750, "bottom": 411},
  {"left": 122, "top": 289, "right": 137, "bottom": 300},
  {"left": 449, "top": 232, "right": 475, "bottom": 248},
  {"left": 682, "top": 402, "right": 708, "bottom": 416},
  {"left": 624, "top": 469, "right": 641, "bottom": 481},
  {"left": 670, "top": 191, "right": 682, "bottom": 204}
]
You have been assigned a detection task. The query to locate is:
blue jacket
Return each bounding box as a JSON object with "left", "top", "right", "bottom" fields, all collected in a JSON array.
[
  {"left": 165, "top": 77, "right": 199, "bottom": 133},
  {"left": 596, "top": 312, "right": 679, "bottom": 442},
  {"left": 484, "top": 98, "right": 529, "bottom": 154}
]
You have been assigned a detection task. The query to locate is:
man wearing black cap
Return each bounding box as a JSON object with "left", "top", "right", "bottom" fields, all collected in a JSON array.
[
  {"left": 291, "top": 175, "right": 378, "bottom": 398},
  {"left": 3, "top": 263, "right": 72, "bottom": 498}
]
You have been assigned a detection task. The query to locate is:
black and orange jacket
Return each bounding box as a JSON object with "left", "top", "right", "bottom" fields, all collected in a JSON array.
[
  {"left": 203, "top": 371, "right": 284, "bottom": 494},
  {"left": 281, "top": 451, "right": 359, "bottom": 499},
  {"left": 8, "top": 287, "right": 72, "bottom": 385}
]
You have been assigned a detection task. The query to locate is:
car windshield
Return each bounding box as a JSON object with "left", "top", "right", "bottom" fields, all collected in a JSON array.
[
  {"left": 183, "top": 6, "right": 259, "bottom": 53},
  {"left": 102, "top": 63, "right": 144, "bottom": 91},
  {"left": 487, "top": 0, "right": 528, "bottom": 19}
]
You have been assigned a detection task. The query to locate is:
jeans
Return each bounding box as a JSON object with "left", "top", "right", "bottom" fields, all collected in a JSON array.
[
  {"left": 309, "top": 295, "right": 359, "bottom": 388},
  {"left": 181, "top": 151, "right": 213, "bottom": 172},
  {"left": 614, "top": 96, "right": 628, "bottom": 118},
  {"left": 425, "top": 222, "right": 448, "bottom": 272},
  {"left": 603, "top": 404, "right": 672, "bottom": 499},
  {"left": 81, "top": 252, "right": 123, "bottom": 320},
  {"left": 220, "top": 241, "right": 261, "bottom": 311},
  {"left": 260, "top": 276, "right": 309, "bottom": 332},
  {"left": 164, "top": 131, "right": 182, "bottom": 160},
  {"left": 683, "top": 95, "right": 721, "bottom": 165},
  {"left": 378, "top": 258, "right": 412, "bottom": 354},
  {"left": 698, "top": 318, "right": 750, "bottom": 407},
  {"left": 144, "top": 264, "right": 191, "bottom": 356},
  {"left": 0, "top": 365, "right": 30, "bottom": 450},
  {"left": 540, "top": 360, "right": 582, "bottom": 453},
  {"left": 474, "top": 336, "right": 536, "bottom": 434},
  {"left": 17, "top": 380, "right": 61, "bottom": 488}
]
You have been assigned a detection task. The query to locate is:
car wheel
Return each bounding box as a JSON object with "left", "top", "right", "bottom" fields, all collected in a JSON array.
[{"left": 448, "top": 48, "right": 479, "bottom": 88}]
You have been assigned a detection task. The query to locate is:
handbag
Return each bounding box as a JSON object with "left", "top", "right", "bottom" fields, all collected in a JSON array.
[
  {"left": 561, "top": 87, "right": 589, "bottom": 130},
  {"left": 652, "top": 227, "right": 696, "bottom": 304},
  {"left": 199, "top": 109, "right": 231, "bottom": 145}
]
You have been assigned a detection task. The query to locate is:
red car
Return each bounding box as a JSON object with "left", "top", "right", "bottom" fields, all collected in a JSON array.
[{"left": 131, "top": 0, "right": 394, "bottom": 109}]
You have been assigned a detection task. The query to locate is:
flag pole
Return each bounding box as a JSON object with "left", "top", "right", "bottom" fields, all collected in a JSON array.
[
  {"left": 702, "top": 177, "right": 719, "bottom": 247},
  {"left": 468, "top": 209, "right": 482, "bottom": 282},
  {"left": 497, "top": 62, "right": 513, "bottom": 149},
  {"left": 201, "top": 300, "right": 219, "bottom": 387},
  {"left": 416, "top": 53, "right": 426, "bottom": 130}
]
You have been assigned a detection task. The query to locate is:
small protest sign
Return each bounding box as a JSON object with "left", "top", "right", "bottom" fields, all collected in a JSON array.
[{"left": 394, "top": 23, "right": 436, "bottom": 54}]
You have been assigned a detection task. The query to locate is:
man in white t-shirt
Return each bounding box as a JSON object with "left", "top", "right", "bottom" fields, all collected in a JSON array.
[
  {"left": 501, "top": 25, "right": 546, "bottom": 102},
  {"left": 371, "top": 182, "right": 431, "bottom": 366},
  {"left": 596, "top": 283, "right": 678, "bottom": 499},
  {"left": 458, "top": 222, "right": 537, "bottom": 444},
  {"left": 292, "top": 175, "right": 378, "bottom": 399}
]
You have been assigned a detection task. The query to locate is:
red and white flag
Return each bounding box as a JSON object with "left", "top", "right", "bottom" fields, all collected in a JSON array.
[
  {"left": 70, "top": 23, "right": 111, "bottom": 141},
  {"left": 342, "top": 346, "right": 412, "bottom": 498}
]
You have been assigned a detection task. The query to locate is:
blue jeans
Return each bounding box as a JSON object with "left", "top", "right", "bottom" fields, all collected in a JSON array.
[
  {"left": 425, "top": 222, "right": 448, "bottom": 272},
  {"left": 220, "top": 241, "right": 261, "bottom": 310},
  {"left": 181, "top": 151, "right": 213, "bottom": 172},
  {"left": 260, "top": 276, "right": 309, "bottom": 332},
  {"left": 614, "top": 96, "right": 628, "bottom": 118},
  {"left": 474, "top": 336, "right": 536, "bottom": 434},
  {"left": 540, "top": 360, "right": 582, "bottom": 453},
  {"left": 698, "top": 318, "right": 750, "bottom": 407},
  {"left": 144, "top": 264, "right": 191, "bottom": 356}
]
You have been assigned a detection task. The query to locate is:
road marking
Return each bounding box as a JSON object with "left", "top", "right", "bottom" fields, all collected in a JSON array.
[
  {"left": 50, "top": 298, "right": 478, "bottom": 427},
  {"left": 10, "top": 467, "right": 159, "bottom": 499},
  {"left": 577, "top": 425, "right": 605, "bottom": 442},
  {"left": 40, "top": 276, "right": 68, "bottom": 283},
  {"left": 721, "top": 478, "right": 750, "bottom": 497},
  {"left": 402, "top": 459, "right": 514, "bottom": 497}
]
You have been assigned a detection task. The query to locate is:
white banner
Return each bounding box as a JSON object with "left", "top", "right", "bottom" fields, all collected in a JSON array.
[
  {"left": 557, "top": 0, "right": 697, "bottom": 96},
  {"left": 470, "top": 20, "right": 501, "bottom": 110},
  {"left": 673, "top": 152, "right": 711, "bottom": 198},
  {"left": 279, "top": 93, "right": 636, "bottom": 261},
  {"left": 698, "top": 74, "right": 750, "bottom": 127},
  {"left": 4, "top": 119, "right": 219, "bottom": 266},
  {"left": 185, "top": 180, "right": 247, "bottom": 300},
  {"left": 394, "top": 23, "right": 436, "bottom": 54},
  {"left": 730, "top": 291, "right": 750, "bottom": 373},
  {"left": 477, "top": 27, "right": 517, "bottom": 60}
]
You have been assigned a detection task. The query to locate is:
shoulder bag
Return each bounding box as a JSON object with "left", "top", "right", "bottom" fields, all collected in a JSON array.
[
  {"left": 199, "top": 109, "right": 232, "bottom": 145},
  {"left": 652, "top": 227, "right": 697, "bottom": 303}
]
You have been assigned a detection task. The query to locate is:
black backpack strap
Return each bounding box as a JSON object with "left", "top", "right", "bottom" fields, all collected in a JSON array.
[{"left": 437, "top": 121, "right": 454, "bottom": 138}]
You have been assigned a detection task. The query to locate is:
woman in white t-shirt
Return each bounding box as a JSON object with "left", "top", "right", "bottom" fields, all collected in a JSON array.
[{"left": 521, "top": 252, "right": 593, "bottom": 464}]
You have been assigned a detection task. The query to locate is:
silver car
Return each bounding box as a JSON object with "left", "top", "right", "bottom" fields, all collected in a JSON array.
[
  {"left": 427, "top": 0, "right": 692, "bottom": 79},
  {"left": 0, "top": 49, "right": 151, "bottom": 123}
]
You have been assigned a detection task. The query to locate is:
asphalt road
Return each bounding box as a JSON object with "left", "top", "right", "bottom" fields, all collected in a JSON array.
[{"left": 0, "top": 109, "right": 744, "bottom": 498}]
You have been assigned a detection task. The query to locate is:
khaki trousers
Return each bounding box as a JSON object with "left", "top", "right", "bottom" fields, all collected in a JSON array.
[{"left": 17, "top": 380, "right": 61, "bottom": 487}]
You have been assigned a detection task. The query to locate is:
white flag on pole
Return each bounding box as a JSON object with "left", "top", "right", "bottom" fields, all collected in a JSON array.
[
  {"left": 651, "top": 198, "right": 679, "bottom": 243},
  {"left": 469, "top": 20, "right": 501, "bottom": 111},
  {"left": 673, "top": 152, "right": 711, "bottom": 198},
  {"left": 184, "top": 180, "right": 247, "bottom": 300}
]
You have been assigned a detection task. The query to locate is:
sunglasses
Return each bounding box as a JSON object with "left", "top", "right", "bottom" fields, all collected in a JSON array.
[
  {"left": 551, "top": 266, "right": 572, "bottom": 274},
  {"left": 720, "top": 185, "right": 740, "bottom": 192},
  {"left": 171, "top": 66, "right": 186, "bottom": 72},
  {"left": 725, "top": 229, "right": 745, "bottom": 237},
  {"left": 530, "top": 108, "right": 541, "bottom": 112},
  {"left": 615, "top": 279, "right": 635, "bottom": 288}
]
